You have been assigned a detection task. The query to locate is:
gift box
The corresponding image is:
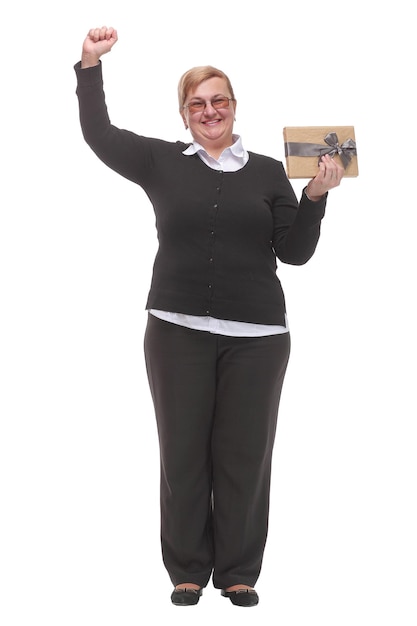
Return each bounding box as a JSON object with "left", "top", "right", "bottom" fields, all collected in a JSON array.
[{"left": 283, "top": 126, "right": 358, "bottom": 178}]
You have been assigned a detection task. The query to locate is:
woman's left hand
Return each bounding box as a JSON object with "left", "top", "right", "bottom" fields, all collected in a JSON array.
[{"left": 305, "top": 154, "right": 345, "bottom": 200}]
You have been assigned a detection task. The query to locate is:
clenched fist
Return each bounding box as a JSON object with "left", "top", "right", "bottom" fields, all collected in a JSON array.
[{"left": 81, "top": 26, "right": 118, "bottom": 68}]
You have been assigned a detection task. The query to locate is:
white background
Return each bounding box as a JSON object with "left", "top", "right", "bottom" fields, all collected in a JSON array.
[{"left": 1, "top": 1, "right": 416, "bottom": 625}]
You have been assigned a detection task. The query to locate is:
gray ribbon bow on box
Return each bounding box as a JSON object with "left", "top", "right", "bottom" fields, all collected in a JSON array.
[{"left": 285, "top": 132, "right": 357, "bottom": 169}]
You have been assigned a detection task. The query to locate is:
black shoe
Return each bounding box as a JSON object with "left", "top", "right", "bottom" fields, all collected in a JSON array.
[
  {"left": 221, "top": 588, "right": 259, "bottom": 607},
  {"left": 171, "top": 587, "right": 202, "bottom": 606}
]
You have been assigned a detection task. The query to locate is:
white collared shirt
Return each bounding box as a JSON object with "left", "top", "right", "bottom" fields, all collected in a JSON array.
[
  {"left": 182, "top": 134, "right": 249, "bottom": 170},
  {"left": 149, "top": 135, "right": 288, "bottom": 337}
]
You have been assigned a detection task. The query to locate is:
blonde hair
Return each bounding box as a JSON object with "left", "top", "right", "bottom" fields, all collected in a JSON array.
[{"left": 178, "top": 65, "right": 235, "bottom": 111}]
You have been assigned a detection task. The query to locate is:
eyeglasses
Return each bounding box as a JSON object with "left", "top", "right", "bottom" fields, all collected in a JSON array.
[{"left": 183, "top": 97, "right": 235, "bottom": 114}]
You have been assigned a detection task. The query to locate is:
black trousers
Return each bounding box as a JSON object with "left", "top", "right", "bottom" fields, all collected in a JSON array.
[{"left": 144, "top": 313, "right": 290, "bottom": 589}]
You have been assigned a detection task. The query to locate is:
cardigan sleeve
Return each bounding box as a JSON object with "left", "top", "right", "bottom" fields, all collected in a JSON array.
[
  {"left": 74, "top": 61, "right": 176, "bottom": 187},
  {"left": 270, "top": 162, "right": 327, "bottom": 266}
]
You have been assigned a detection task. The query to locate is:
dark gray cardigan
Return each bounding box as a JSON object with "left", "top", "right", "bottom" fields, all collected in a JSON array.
[{"left": 75, "top": 61, "right": 327, "bottom": 326}]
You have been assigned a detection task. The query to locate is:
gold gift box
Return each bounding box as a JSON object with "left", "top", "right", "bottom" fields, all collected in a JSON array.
[{"left": 283, "top": 126, "right": 358, "bottom": 179}]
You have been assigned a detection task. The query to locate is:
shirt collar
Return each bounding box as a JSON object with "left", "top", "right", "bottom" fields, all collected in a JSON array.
[{"left": 182, "top": 134, "right": 247, "bottom": 158}]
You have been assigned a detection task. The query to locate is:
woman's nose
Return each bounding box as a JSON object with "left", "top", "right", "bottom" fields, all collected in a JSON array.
[{"left": 203, "top": 101, "right": 217, "bottom": 115}]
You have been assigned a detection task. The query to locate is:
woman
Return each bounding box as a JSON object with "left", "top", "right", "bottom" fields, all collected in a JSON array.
[{"left": 74, "top": 26, "right": 344, "bottom": 607}]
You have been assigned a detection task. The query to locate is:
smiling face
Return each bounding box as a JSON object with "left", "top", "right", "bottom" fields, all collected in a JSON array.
[{"left": 181, "top": 76, "right": 237, "bottom": 159}]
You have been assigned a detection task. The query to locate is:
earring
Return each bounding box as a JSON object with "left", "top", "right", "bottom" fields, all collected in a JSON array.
[{"left": 185, "top": 124, "right": 188, "bottom": 130}]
